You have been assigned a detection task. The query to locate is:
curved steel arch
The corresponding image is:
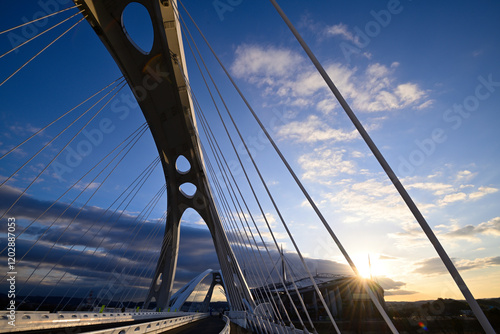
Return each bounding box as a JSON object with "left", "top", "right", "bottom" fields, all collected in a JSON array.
[
  {"left": 74, "top": 0, "right": 253, "bottom": 311},
  {"left": 168, "top": 269, "right": 226, "bottom": 312}
]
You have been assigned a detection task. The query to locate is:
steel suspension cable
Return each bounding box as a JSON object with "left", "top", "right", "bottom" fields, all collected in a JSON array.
[
  {"left": 267, "top": 1, "right": 493, "bottom": 333},
  {"left": 33, "top": 126, "right": 150, "bottom": 310},
  {"left": 0, "top": 5, "right": 80, "bottom": 35},
  {"left": 196, "top": 99, "right": 290, "bottom": 329},
  {"left": 105, "top": 186, "right": 167, "bottom": 308},
  {"left": 0, "top": 82, "right": 126, "bottom": 220},
  {"left": 0, "top": 77, "right": 124, "bottom": 161},
  {"left": 201, "top": 144, "right": 281, "bottom": 327},
  {"left": 0, "top": 121, "right": 145, "bottom": 258},
  {"left": 179, "top": 50, "right": 288, "bottom": 324},
  {"left": 0, "top": 79, "right": 125, "bottom": 189},
  {"left": 17, "top": 123, "right": 149, "bottom": 305},
  {"left": 0, "top": 16, "right": 86, "bottom": 87},
  {"left": 173, "top": 8, "right": 314, "bottom": 331},
  {"left": 176, "top": 46, "right": 296, "bottom": 329},
  {"left": 0, "top": 11, "right": 83, "bottom": 59},
  {"left": 177, "top": 8, "right": 336, "bottom": 334},
  {"left": 58, "top": 157, "right": 161, "bottom": 311}
]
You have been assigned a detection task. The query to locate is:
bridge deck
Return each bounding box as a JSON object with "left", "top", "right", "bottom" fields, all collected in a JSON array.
[{"left": 159, "top": 316, "right": 225, "bottom": 334}]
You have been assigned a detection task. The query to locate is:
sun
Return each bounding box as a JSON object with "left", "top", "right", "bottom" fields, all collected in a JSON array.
[{"left": 352, "top": 253, "right": 386, "bottom": 279}]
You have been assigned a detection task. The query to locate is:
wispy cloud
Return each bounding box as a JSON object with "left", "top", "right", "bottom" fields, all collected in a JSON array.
[
  {"left": 376, "top": 276, "right": 418, "bottom": 296},
  {"left": 469, "top": 186, "right": 498, "bottom": 200},
  {"left": 231, "top": 44, "right": 303, "bottom": 81},
  {"left": 413, "top": 256, "right": 500, "bottom": 276},
  {"left": 276, "top": 115, "right": 358, "bottom": 144},
  {"left": 230, "top": 44, "right": 430, "bottom": 114},
  {"left": 298, "top": 147, "right": 356, "bottom": 183},
  {"left": 444, "top": 216, "right": 500, "bottom": 241},
  {"left": 324, "top": 23, "right": 359, "bottom": 44}
]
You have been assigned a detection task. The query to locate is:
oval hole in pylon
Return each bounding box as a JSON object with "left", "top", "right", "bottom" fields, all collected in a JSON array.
[
  {"left": 122, "top": 2, "right": 154, "bottom": 54},
  {"left": 179, "top": 183, "right": 197, "bottom": 198},
  {"left": 176, "top": 155, "right": 191, "bottom": 174}
]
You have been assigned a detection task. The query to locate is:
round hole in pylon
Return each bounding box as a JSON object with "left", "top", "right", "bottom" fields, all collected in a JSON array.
[
  {"left": 180, "top": 183, "right": 197, "bottom": 198},
  {"left": 176, "top": 155, "right": 191, "bottom": 174},
  {"left": 122, "top": 2, "right": 154, "bottom": 54}
]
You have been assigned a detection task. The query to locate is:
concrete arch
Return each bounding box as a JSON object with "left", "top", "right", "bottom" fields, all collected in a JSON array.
[{"left": 75, "top": 0, "right": 254, "bottom": 312}]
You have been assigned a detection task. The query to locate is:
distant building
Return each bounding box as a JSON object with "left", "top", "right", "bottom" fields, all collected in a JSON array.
[{"left": 252, "top": 274, "right": 387, "bottom": 322}]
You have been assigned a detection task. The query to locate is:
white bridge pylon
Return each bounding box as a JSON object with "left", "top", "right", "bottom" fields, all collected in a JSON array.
[
  {"left": 169, "top": 269, "right": 226, "bottom": 312},
  {"left": 73, "top": 0, "right": 254, "bottom": 312}
]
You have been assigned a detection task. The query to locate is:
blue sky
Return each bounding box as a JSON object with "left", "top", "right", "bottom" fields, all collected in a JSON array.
[{"left": 0, "top": 0, "right": 499, "bottom": 305}]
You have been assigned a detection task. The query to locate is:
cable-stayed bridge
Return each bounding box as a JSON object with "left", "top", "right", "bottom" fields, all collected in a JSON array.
[{"left": 0, "top": 1, "right": 497, "bottom": 333}]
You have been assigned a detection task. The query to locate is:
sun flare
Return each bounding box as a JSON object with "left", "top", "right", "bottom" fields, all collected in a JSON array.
[{"left": 353, "top": 254, "right": 387, "bottom": 279}]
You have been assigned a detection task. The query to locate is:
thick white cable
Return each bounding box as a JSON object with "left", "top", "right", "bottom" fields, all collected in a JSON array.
[
  {"left": 176, "top": 5, "right": 328, "bottom": 332},
  {"left": 203, "top": 153, "right": 278, "bottom": 333}
]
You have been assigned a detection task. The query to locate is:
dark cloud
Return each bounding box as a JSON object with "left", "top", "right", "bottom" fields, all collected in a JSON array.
[
  {"left": 375, "top": 276, "right": 417, "bottom": 296},
  {"left": 0, "top": 186, "right": 353, "bottom": 306},
  {"left": 444, "top": 216, "right": 500, "bottom": 239},
  {"left": 413, "top": 256, "right": 500, "bottom": 276}
]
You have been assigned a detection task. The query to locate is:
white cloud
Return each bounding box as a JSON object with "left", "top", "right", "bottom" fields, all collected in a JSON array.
[
  {"left": 414, "top": 256, "right": 500, "bottom": 276},
  {"left": 445, "top": 217, "right": 500, "bottom": 240},
  {"left": 276, "top": 115, "right": 358, "bottom": 143},
  {"left": 231, "top": 44, "right": 303, "bottom": 81},
  {"left": 469, "top": 186, "right": 498, "bottom": 200},
  {"left": 73, "top": 181, "right": 100, "bottom": 191},
  {"left": 439, "top": 192, "right": 467, "bottom": 205},
  {"left": 407, "top": 182, "right": 454, "bottom": 196},
  {"left": 404, "top": 170, "right": 498, "bottom": 207},
  {"left": 324, "top": 178, "right": 413, "bottom": 225},
  {"left": 230, "top": 44, "right": 430, "bottom": 114},
  {"left": 456, "top": 170, "right": 477, "bottom": 182},
  {"left": 395, "top": 83, "right": 425, "bottom": 104},
  {"left": 298, "top": 147, "right": 356, "bottom": 183},
  {"left": 324, "top": 23, "right": 359, "bottom": 44}
]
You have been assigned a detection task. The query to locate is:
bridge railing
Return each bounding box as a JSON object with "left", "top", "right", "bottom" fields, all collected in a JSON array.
[
  {"left": 227, "top": 311, "right": 310, "bottom": 334},
  {"left": 76, "top": 313, "right": 209, "bottom": 334},
  {"left": 219, "top": 314, "right": 230, "bottom": 334},
  {"left": 0, "top": 311, "right": 203, "bottom": 333}
]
